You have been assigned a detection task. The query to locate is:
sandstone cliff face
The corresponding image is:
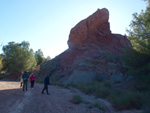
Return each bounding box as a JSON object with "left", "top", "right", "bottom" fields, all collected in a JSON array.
[
  {"left": 68, "top": 8, "right": 131, "bottom": 55},
  {"left": 40, "top": 8, "right": 132, "bottom": 84},
  {"left": 68, "top": 8, "right": 110, "bottom": 49}
]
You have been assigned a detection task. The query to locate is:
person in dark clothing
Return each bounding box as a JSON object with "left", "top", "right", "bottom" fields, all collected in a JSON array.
[
  {"left": 22, "top": 71, "right": 29, "bottom": 91},
  {"left": 41, "top": 73, "right": 51, "bottom": 95}
]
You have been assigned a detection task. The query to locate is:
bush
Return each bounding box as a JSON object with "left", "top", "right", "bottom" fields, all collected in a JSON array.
[
  {"left": 73, "top": 81, "right": 111, "bottom": 98},
  {"left": 133, "top": 75, "right": 150, "bottom": 91},
  {"left": 109, "top": 90, "right": 142, "bottom": 110},
  {"left": 73, "top": 82, "right": 95, "bottom": 94},
  {"left": 88, "top": 102, "right": 105, "bottom": 111},
  {"left": 103, "top": 80, "right": 111, "bottom": 88},
  {"left": 72, "top": 80, "right": 150, "bottom": 111},
  {"left": 95, "top": 86, "right": 110, "bottom": 98},
  {"left": 94, "top": 102, "right": 105, "bottom": 111},
  {"left": 71, "top": 95, "right": 83, "bottom": 104},
  {"left": 141, "top": 91, "right": 150, "bottom": 112}
]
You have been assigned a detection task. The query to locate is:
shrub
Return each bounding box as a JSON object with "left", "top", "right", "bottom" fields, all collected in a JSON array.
[
  {"left": 109, "top": 90, "right": 142, "bottom": 110},
  {"left": 73, "top": 81, "right": 111, "bottom": 98},
  {"left": 88, "top": 102, "right": 105, "bottom": 111},
  {"left": 141, "top": 91, "right": 150, "bottom": 112},
  {"left": 133, "top": 75, "right": 150, "bottom": 92},
  {"left": 103, "top": 80, "right": 111, "bottom": 88},
  {"left": 83, "top": 82, "right": 97, "bottom": 94},
  {"left": 73, "top": 82, "right": 94, "bottom": 94},
  {"left": 73, "top": 81, "right": 103, "bottom": 94},
  {"left": 72, "top": 80, "right": 150, "bottom": 111},
  {"left": 95, "top": 86, "right": 110, "bottom": 98},
  {"left": 94, "top": 102, "right": 105, "bottom": 111},
  {"left": 71, "top": 95, "right": 83, "bottom": 104}
]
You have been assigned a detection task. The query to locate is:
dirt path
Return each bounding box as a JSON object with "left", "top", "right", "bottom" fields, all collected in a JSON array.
[{"left": 0, "top": 81, "right": 142, "bottom": 113}]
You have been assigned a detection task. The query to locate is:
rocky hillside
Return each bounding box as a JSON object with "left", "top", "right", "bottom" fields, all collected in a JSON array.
[{"left": 39, "top": 8, "right": 131, "bottom": 84}]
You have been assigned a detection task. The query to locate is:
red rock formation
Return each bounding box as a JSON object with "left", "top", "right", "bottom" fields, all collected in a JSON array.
[
  {"left": 39, "top": 8, "right": 132, "bottom": 84},
  {"left": 68, "top": 8, "right": 131, "bottom": 55},
  {"left": 68, "top": 8, "right": 110, "bottom": 48}
]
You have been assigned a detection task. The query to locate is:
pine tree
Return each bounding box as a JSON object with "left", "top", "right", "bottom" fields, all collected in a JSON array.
[
  {"left": 124, "top": 0, "right": 150, "bottom": 76},
  {"left": 2, "top": 41, "right": 37, "bottom": 73}
]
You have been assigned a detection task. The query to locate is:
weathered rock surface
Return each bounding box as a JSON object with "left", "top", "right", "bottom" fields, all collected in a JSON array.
[
  {"left": 39, "top": 8, "right": 132, "bottom": 84},
  {"left": 68, "top": 8, "right": 110, "bottom": 49},
  {"left": 68, "top": 8, "right": 131, "bottom": 55}
]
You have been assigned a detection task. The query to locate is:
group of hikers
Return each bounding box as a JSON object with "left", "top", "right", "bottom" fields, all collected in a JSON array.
[{"left": 20, "top": 71, "right": 51, "bottom": 95}]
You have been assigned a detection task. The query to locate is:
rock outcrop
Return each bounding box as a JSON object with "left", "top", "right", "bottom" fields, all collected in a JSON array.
[
  {"left": 68, "top": 8, "right": 131, "bottom": 55},
  {"left": 39, "top": 8, "right": 132, "bottom": 84},
  {"left": 68, "top": 8, "right": 110, "bottom": 49}
]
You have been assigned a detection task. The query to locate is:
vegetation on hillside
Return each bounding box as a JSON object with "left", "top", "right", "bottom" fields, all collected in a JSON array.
[
  {"left": 121, "top": 0, "right": 150, "bottom": 111},
  {"left": 72, "top": 81, "right": 144, "bottom": 110},
  {"left": 124, "top": 0, "right": 150, "bottom": 77}
]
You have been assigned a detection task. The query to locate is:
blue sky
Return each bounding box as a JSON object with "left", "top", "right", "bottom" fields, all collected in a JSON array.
[{"left": 0, "top": 0, "right": 147, "bottom": 58}]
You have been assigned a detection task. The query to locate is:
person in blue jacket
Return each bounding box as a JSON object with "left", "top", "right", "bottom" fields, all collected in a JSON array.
[
  {"left": 41, "top": 73, "right": 51, "bottom": 95},
  {"left": 22, "top": 71, "right": 29, "bottom": 91}
]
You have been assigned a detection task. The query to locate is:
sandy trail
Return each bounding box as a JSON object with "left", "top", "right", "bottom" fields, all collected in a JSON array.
[
  {"left": 0, "top": 81, "right": 102, "bottom": 113},
  {"left": 0, "top": 81, "right": 142, "bottom": 113}
]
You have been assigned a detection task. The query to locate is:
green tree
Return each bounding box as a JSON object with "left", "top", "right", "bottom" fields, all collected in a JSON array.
[
  {"left": 2, "top": 41, "right": 37, "bottom": 73},
  {"left": 0, "top": 54, "right": 3, "bottom": 72},
  {"left": 45, "top": 56, "right": 51, "bottom": 61},
  {"left": 35, "top": 49, "right": 45, "bottom": 65},
  {"left": 124, "top": 0, "right": 150, "bottom": 76},
  {"left": 127, "top": 0, "right": 150, "bottom": 53},
  {"left": 0, "top": 44, "right": 3, "bottom": 72}
]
